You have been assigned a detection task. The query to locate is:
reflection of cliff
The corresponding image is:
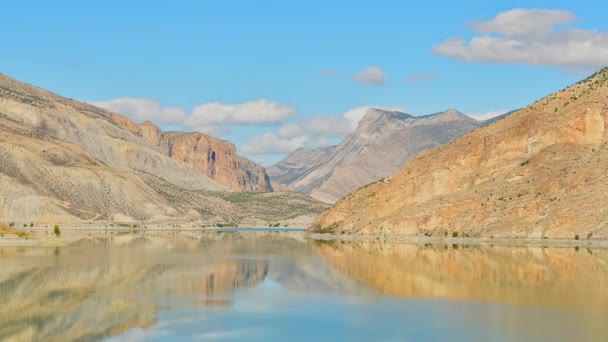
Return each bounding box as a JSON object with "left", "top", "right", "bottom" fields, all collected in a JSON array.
[
  {"left": 313, "top": 242, "right": 608, "bottom": 311},
  {"left": 0, "top": 242, "right": 268, "bottom": 342}
]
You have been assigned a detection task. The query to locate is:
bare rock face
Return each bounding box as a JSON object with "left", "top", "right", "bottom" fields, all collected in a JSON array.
[
  {"left": 311, "top": 68, "right": 608, "bottom": 239},
  {"left": 115, "top": 116, "right": 272, "bottom": 192},
  {"left": 0, "top": 73, "right": 323, "bottom": 224},
  {"left": 267, "top": 146, "right": 336, "bottom": 185},
  {"left": 270, "top": 108, "right": 480, "bottom": 203}
]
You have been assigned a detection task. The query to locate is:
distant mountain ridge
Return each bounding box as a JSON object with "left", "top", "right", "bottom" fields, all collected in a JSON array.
[{"left": 268, "top": 108, "right": 483, "bottom": 203}]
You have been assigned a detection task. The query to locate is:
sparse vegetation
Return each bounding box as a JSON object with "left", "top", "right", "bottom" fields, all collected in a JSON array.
[
  {"left": 54, "top": 225, "right": 61, "bottom": 237},
  {"left": 216, "top": 222, "right": 238, "bottom": 228},
  {"left": 452, "top": 231, "right": 459, "bottom": 238},
  {"left": 574, "top": 234, "right": 580, "bottom": 241},
  {"left": 317, "top": 227, "right": 336, "bottom": 234},
  {"left": 1, "top": 224, "right": 29, "bottom": 238}
]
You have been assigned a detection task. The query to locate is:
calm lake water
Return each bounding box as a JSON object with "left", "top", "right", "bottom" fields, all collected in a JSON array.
[{"left": 1, "top": 232, "right": 607, "bottom": 341}]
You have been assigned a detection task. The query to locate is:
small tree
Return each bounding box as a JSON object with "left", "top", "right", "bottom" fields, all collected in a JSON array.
[{"left": 54, "top": 225, "right": 61, "bottom": 237}]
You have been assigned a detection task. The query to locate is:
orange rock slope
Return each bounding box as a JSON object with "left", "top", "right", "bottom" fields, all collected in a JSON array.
[
  {"left": 112, "top": 114, "right": 272, "bottom": 192},
  {"left": 311, "top": 68, "right": 608, "bottom": 239}
]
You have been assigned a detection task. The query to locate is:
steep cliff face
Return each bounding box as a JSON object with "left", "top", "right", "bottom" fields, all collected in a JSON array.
[
  {"left": 0, "top": 73, "right": 271, "bottom": 193},
  {"left": 311, "top": 68, "right": 608, "bottom": 239},
  {"left": 267, "top": 146, "right": 336, "bottom": 185},
  {"left": 113, "top": 115, "right": 272, "bottom": 192},
  {"left": 0, "top": 74, "right": 226, "bottom": 193},
  {"left": 270, "top": 108, "right": 480, "bottom": 203}
]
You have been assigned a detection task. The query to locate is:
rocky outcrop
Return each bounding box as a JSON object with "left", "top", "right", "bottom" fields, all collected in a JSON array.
[
  {"left": 0, "top": 73, "right": 324, "bottom": 224},
  {"left": 267, "top": 146, "right": 336, "bottom": 186},
  {"left": 113, "top": 115, "right": 272, "bottom": 192},
  {"left": 0, "top": 73, "right": 271, "bottom": 193},
  {"left": 270, "top": 108, "right": 481, "bottom": 203},
  {"left": 311, "top": 68, "right": 608, "bottom": 239}
]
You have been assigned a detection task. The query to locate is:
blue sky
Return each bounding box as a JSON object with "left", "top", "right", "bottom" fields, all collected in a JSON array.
[{"left": 2, "top": 0, "right": 607, "bottom": 164}]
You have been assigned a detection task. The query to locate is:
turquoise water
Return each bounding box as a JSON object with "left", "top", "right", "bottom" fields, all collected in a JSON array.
[{"left": 1, "top": 233, "right": 607, "bottom": 341}]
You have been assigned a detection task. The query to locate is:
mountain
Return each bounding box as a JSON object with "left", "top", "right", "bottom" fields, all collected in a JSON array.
[
  {"left": 310, "top": 68, "right": 608, "bottom": 239},
  {"left": 0, "top": 73, "right": 326, "bottom": 224},
  {"left": 267, "top": 146, "right": 336, "bottom": 185},
  {"left": 113, "top": 116, "right": 272, "bottom": 192},
  {"left": 269, "top": 108, "right": 481, "bottom": 203}
]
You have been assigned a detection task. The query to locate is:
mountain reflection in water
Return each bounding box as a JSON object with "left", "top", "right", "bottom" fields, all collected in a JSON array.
[{"left": 0, "top": 233, "right": 606, "bottom": 341}]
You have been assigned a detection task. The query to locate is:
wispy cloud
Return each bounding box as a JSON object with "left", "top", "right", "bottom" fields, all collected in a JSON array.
[{"left": 351, "top": 66, "right": 386, "bottom": 86}]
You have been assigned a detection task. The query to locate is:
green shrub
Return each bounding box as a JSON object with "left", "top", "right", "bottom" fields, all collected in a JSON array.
[
  {"left": 54, "top": 225, "right": 61, "bottom": 237},
  {"left": 452, "top": 231, "right": 459, "bottom": 238},
  {"left": 317, "top": 226, "right": 336, "bottom": 234},
  {"left": 574, "top": 234, "right": 580, "bottom": 240}
]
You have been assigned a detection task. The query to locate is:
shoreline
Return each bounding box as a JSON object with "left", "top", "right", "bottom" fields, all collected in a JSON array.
[
  {"left": 0, "top": 226, "right": 306, "bottom": 247},
  {"left": 2, "top": 227, "right": 608, "bottom": 249},
  {"left": 306, "top": 233, "right": 608, "bottom": 249}
]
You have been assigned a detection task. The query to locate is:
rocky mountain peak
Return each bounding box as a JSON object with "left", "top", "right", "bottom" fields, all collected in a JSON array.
[{"left": 356, "top": 108, "right": 412, "bottom": 132}]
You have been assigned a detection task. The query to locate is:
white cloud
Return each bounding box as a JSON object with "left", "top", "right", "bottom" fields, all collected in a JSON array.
[
  {"left": 186, "top": 100, "right": 296, "bottom": 127},
  {"left": 90, "top": 98, "right": 187, "bottom": 125},
  {"left": 467, "top": 110, "right": 509, "bottom": 121},
  {"left": 242, "top": 133, "right": 310, "bottom": 154},
  {"left": 89, "top": 97, "right": 295, "bottom": 136},
  {"left": 351, "top": 66, "right": 386, "bottom": 85},
  {"left": 433, "top": 8, "right": 608, "bottom": 68}
]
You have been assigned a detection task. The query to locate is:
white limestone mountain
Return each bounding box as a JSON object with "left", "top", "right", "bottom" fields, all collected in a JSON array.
[{"left": 268, "top": 108, "right": 486, "bottom": 203}]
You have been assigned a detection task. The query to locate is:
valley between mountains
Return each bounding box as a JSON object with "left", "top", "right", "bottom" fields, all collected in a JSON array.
[{"left": 2, "top": 68, "right": 608, "bottom": 241}]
